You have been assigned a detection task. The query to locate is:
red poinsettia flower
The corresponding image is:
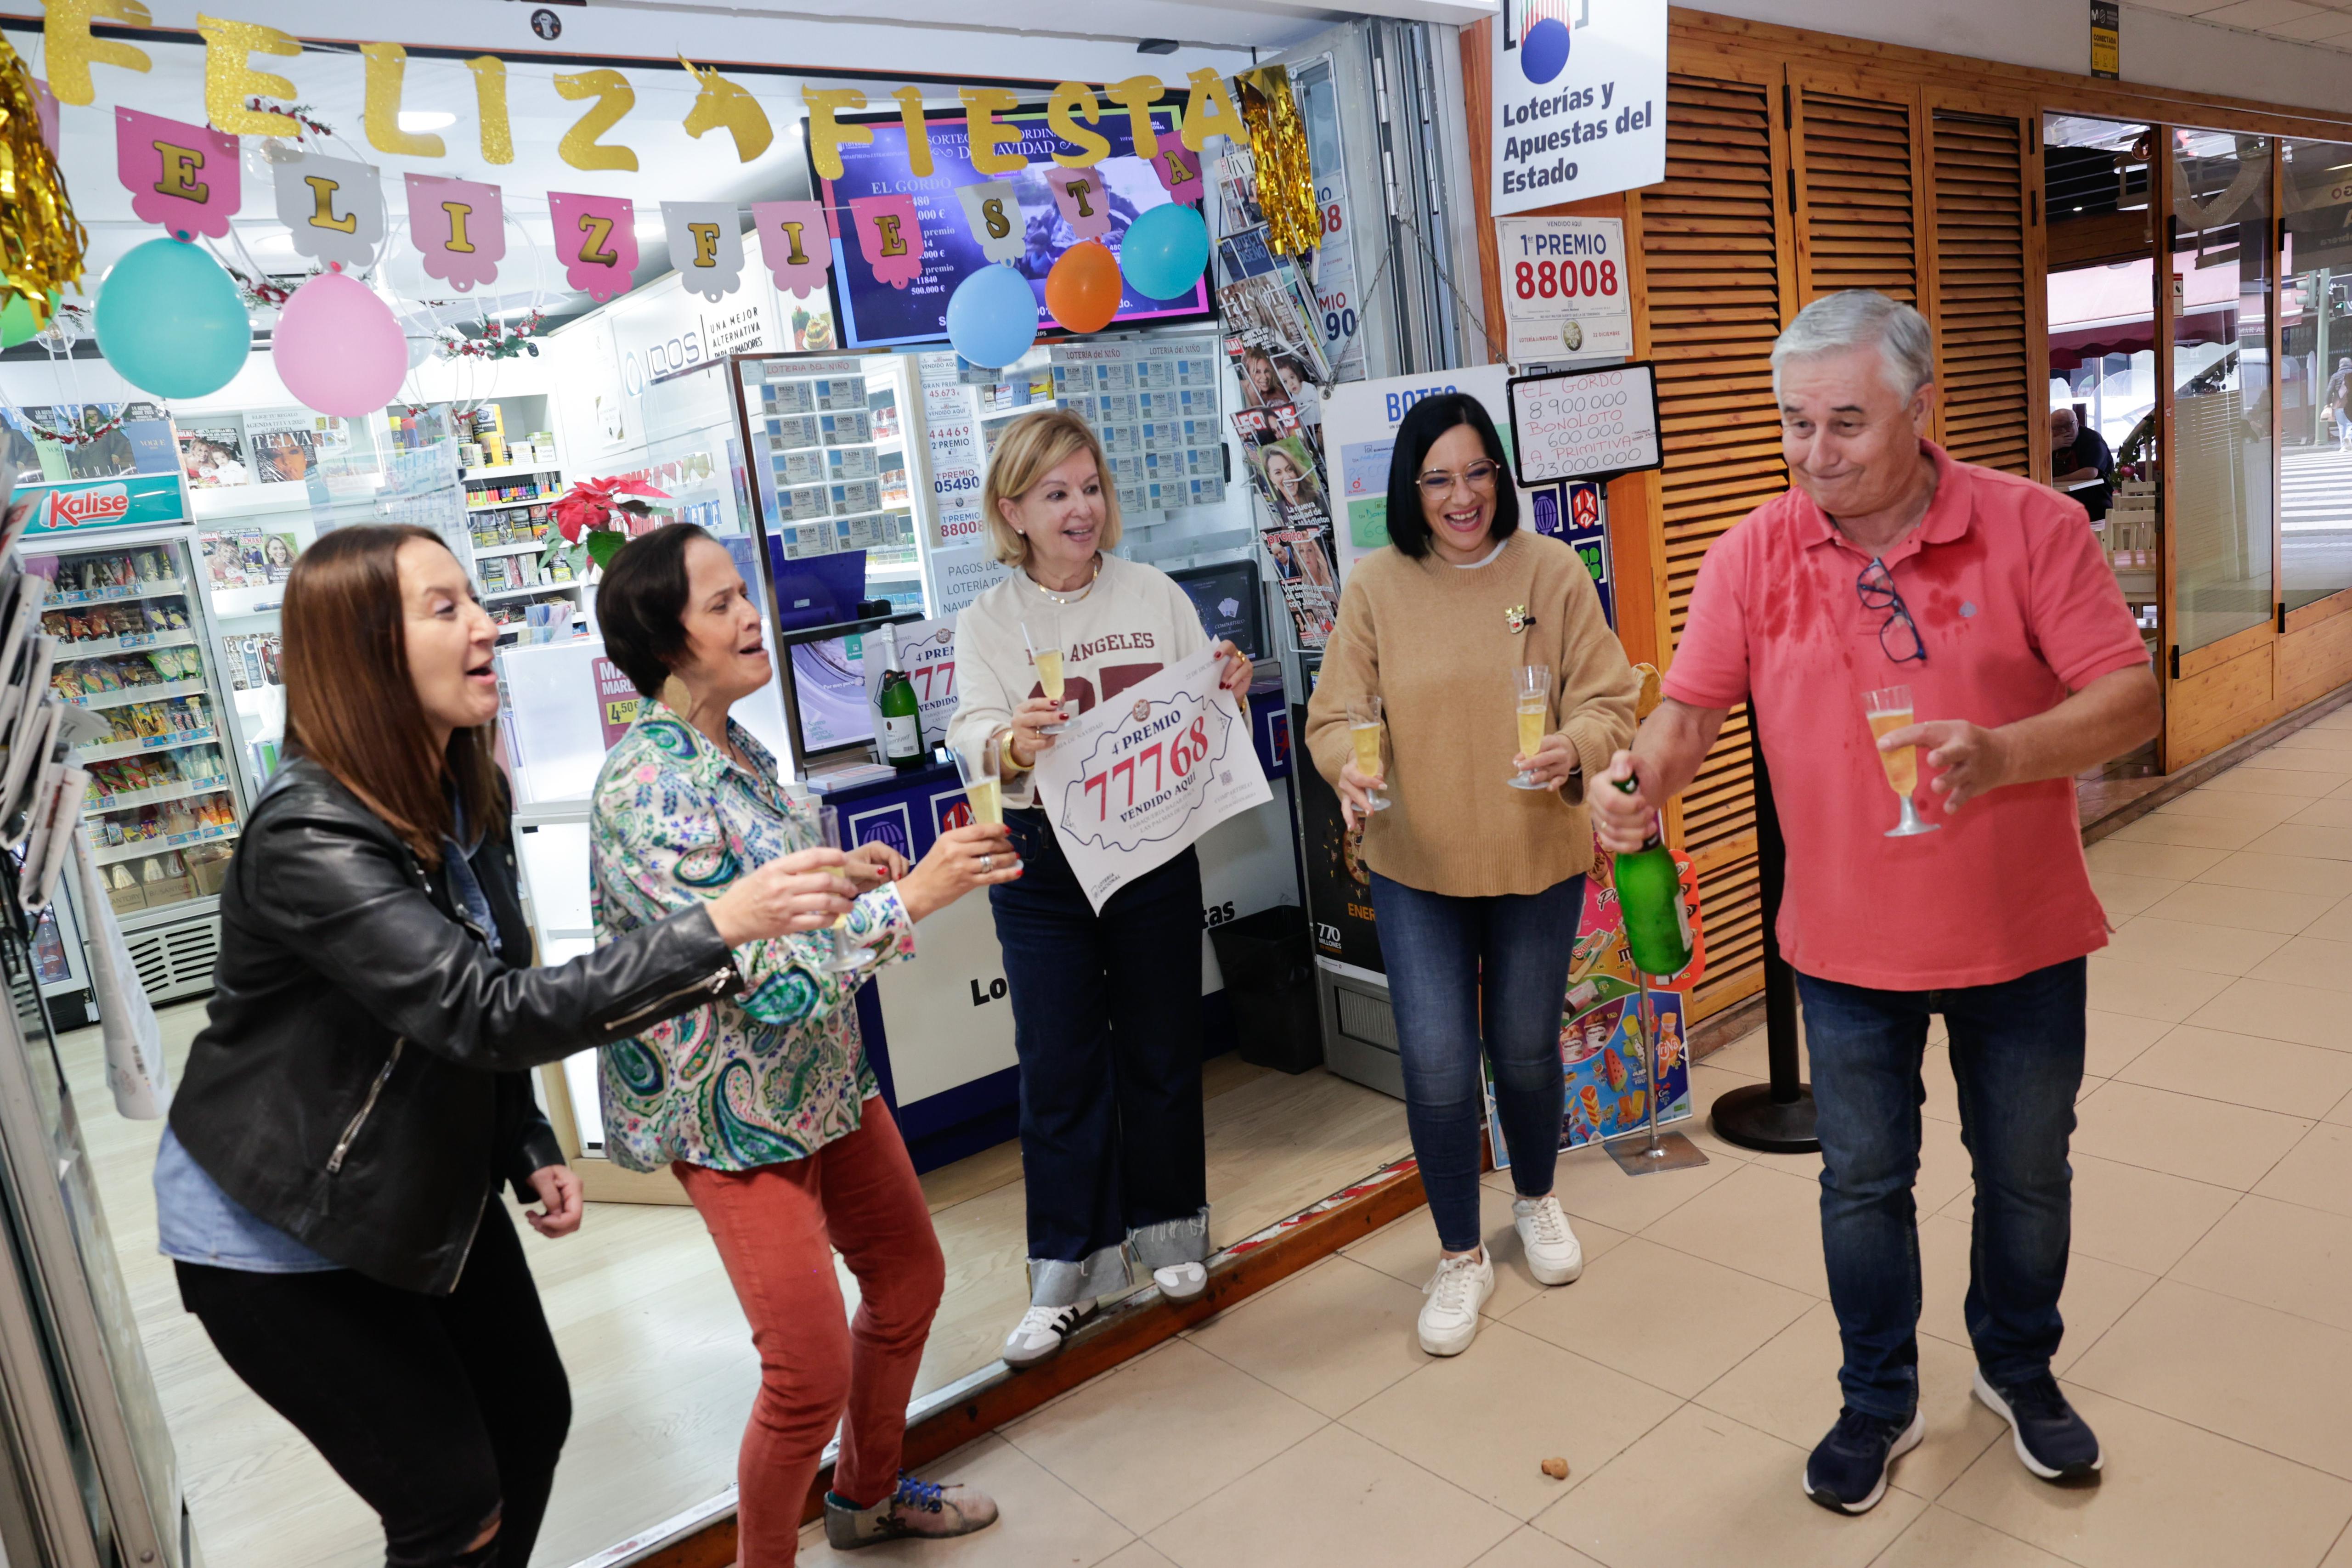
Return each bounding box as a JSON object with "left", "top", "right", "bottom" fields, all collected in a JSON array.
[{"left": 551, "top": 476, "right": 674, "bottom": 546}]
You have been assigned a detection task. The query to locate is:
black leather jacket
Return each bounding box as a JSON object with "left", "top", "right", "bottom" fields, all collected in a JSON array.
[{"left": 170, "top": 758, "right": 745, "bottom": 1293}]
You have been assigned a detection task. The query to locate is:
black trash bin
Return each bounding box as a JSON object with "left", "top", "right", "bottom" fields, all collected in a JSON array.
[{"left": 1210, "top": 904, "right": 1324, "bottom": 1074}]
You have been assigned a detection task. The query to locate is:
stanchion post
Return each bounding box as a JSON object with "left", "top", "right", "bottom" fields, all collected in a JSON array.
[{"left": 1707, "top": 707, "right": 1820, "bottom": 1153}]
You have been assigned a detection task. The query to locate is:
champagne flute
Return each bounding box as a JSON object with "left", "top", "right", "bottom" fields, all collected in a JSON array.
[
  {"left": 1346, "top": 696, "right": 1391, "bottom": 812},
  {"left": 815, "top": 804, "right": 878, "bottom": 973},
  {"left": 1863, "top": 684, "right": 1940, "bottom": 838},
  {"left": 1022, "top": 605, "right": 1069, "bottom": 734},
  {"left": 1508, "top": 664, "right": 1552, "bottom": 790},
  {"left": 952, "top": 733, "right": 1005, "bottom": 827}
]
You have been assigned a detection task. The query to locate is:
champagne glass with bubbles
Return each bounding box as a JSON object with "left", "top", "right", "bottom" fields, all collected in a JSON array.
[
  {"left": 952, "top": 733, "right": 1005, "bottom": 827},
  {"left": 1864, "top": 685, "right": 1940, "bottom": 837},
  {"left": 816, "top": 805, "right": 878, "bottom": 973},
  {"left": 1347, "top": 696, "right": 1391, "bottom": 812},
  {"left": 1023, "top": 604, "right": 1069, "bottom": 734},
  {"left": 1508, "top": 665, "right": 1551, "bottom": 790}
]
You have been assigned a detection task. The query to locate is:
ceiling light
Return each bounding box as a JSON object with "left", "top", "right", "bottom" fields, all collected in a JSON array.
[{"left": 399, "top": 111, "right": 456, "bottom": 133}]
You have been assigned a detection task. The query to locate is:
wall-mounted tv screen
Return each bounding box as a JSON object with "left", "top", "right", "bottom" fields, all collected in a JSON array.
[{"left": 814, "top": 100, "right": 1214, "bottom": 351}]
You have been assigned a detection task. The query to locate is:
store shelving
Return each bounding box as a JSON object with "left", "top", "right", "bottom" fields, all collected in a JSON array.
[
  {"left": 59, "top": 677, "right": 210, "bottom": 711},
  {"left": 77, "top": 728, "right": 221, "bottom": 765},
  {"left": 91, "top": 824, "right": 237, "bottom": 868},
  {"left": 52, "top": 630, "right": 201, "bottom": 660},
  {"left": 48, "top": 578, "right": 192, "bottom": 608}
]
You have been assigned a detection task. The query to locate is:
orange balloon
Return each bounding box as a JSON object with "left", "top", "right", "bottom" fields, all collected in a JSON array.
[{"left": 1045, "top": 240, "right": 1122, "bottom": 334}]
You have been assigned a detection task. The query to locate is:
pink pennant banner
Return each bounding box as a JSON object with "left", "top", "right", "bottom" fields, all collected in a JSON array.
[
  {"left": 115, "top": 108, "right": 237, "bottom": 240},
  {"left": 847, "top": 194, "right": 923, "bottom": 291},
  {"left": 1149, "top": 143, "right": 1204, "bottom": 206},
  {"left": 752, "top": 199, "right": 831, "bottom": 299},
  {"left": 1047, "top": 169, "right": 1112, "bottom": 242},
  {"left": 548, "top": 191, "right": 638, "bottom": 303},
  {"left": 405, "top": 173, "right": 505, "bottom": 293}
]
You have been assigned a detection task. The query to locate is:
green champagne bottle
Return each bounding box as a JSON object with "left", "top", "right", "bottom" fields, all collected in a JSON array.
[
  {"left": 876, "top": 630, "right": 925, "bottom": 770},
  {"left": 1610, "top": 777, "right": 1694, "bottom": 978}
]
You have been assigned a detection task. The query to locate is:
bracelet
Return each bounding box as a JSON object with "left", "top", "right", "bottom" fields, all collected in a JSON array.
[{"left": 1000, "top": 726, "right": 1029, "bottom": 772}]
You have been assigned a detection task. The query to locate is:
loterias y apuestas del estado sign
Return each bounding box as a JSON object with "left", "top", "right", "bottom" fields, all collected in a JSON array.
[{"left": 1490, "top": 0, "right": 1667, "bottom": 218}]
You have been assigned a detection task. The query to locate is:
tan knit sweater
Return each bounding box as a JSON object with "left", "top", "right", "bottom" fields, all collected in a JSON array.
[{"left": 1305, "top": 531, "right": 1639, "bottom": 898}]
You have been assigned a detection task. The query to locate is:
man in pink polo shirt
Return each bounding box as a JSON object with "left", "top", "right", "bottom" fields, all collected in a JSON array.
[{"left": 1594, "top": 290, "right": 2158, "bottom": 1516}]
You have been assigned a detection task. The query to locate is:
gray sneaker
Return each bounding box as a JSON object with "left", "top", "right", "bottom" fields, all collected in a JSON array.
[{"left": 823, "top": 1473, "right": 1000, "bottom": 1550}]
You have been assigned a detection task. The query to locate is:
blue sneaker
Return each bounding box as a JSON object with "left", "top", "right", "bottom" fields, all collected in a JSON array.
[
  {"left": 1973, "top": 1369, "right": 2103, "bottom": 1480},
  {"left": 1803, "top": 1407, "right": 1925, "bottom": 1514}
]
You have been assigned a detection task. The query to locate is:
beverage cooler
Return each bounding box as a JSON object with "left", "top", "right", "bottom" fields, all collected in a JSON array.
[{"left": 18, "top": 475, "right": 246, "bottom": 1003}]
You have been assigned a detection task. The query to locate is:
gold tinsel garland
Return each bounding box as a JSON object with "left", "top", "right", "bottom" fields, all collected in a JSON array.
[
  {"left": 1235, "top": 64, "right": 1319, "bottom": 258},
  {"left": 0, "top": 39, "right": 87, "bottom": 335}
]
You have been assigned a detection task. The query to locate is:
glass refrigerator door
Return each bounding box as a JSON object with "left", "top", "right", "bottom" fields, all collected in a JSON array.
[{"left": 33, "top": 532, "right": 242, "bottom": 919}]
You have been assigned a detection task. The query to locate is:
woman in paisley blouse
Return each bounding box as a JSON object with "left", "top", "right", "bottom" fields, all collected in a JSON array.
[{"left": 588, "top": 525, "right": 1018, "bottom": 1566}]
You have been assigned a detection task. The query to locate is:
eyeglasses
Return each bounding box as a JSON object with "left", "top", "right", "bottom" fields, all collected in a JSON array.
[
  {"left": 1417, "top": 460, "right": 1501, "bottom": 498},
  {"left": 1856, "top": 557, "right": 1927, "bottom": 666}
]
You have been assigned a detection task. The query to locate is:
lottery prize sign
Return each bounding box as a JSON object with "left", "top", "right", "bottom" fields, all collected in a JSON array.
[
  {"left": 1035, "top": 649, "right": 1272, "bottom": 911},
  {"left": 1495, "top": 216, "right": 1632, "bottom": 362}
]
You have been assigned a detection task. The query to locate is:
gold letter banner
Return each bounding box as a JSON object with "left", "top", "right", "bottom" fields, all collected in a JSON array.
[
  {"left": 404, "top": 171, "right": 503, "bottom": 291},
  {"left": 196, "top": 13, "right": 301, "bottom": 137},
  {"left": 681, "top": 57, "right": 773, "bottom": 164},
  {"left": 271, "top": 151, "right": 384, "bottom": 270},
  {"left": 955, "top": 179, "right": 1024, "bottom": 264},
  {"left": 1234, "top": 65, "right": 1315, "bottom": 256},
  {"left": 42, "top": 0, "right": 152, "bottom": 109}
]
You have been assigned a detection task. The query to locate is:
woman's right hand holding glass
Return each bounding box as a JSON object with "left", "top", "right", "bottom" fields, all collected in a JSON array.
[
  {"left": 899, "top": 823, "right": 1023, "bottom": 921},
  {"left": 1002, "top": 696, "right": 1067, "bottom": 771},
  {"left": 1336, "top": 757, "right": 1381, "bottom": 831},
  {"left": 707, "top": 847, "right": 854, "bottom": 946}
]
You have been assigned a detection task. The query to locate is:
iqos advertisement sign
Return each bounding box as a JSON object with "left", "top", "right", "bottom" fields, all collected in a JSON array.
[{"left": 18, "top": 473, "right": 188, "bottom": 535}]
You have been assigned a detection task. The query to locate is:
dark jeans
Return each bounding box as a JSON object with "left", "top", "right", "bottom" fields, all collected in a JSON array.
[
  {"left": 991, "top": 808, "right": 1209, "bottom": 1306},
  {"left": 1368, "top": 871, "right": 1583, "bottom": 1254},
  {"left": 1800, "top": 958, "right": 2086, "bottom": 1423},
  {"left": 177, "top": 1201, "right": 568, "bottom": 1568}
]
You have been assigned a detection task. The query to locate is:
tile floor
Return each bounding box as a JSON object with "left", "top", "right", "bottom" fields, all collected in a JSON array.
[{"left": 795, "top": 705, "right": 2352, "bottom": 1568}]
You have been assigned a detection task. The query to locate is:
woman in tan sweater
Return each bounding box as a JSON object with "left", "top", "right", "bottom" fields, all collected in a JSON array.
[{"left": 1306, "top": 393, "right": 1639, "bottom": 1357}]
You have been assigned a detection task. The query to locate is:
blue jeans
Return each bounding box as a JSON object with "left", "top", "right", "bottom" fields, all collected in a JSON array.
[
  {"left": 989, "top": 809, "right": 1210, "bottom": 1307},
  {"left": 1369, "top": 872, "right": 1583, "bottom": 1253},
  {"left": 1800, "top": 959, "right": 2086, "bottom": 1422}
]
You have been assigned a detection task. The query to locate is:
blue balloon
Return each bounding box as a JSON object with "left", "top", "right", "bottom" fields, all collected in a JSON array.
[
  {"left": 95, "top": 237, "right": 250, "bottom": 399},
  {"left": 944, "top": 263, "right": 1040, "bottom": 369},
  {"left": 1120, "top": 203, "right": 1211, "bottom": 303},
  {"left": 1521, "top": 17, "right": 1571, "bottom": 85}
]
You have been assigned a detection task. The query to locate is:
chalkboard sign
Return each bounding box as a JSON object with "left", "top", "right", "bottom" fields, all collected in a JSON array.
[
  {"left": 1171, "top": 558, "right": 1267, "bottom": 663},
  {"left": 1505, "top": 362, "right": 1665, "bottom": 487}
]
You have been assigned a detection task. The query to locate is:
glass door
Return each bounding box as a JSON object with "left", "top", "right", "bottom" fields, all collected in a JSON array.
[
  {"left": 2164, "top": 128, "right": 2278, "bottom": 765},
  {"left": 2281, "top": 136, "right": 2352, "bottom": 619}
]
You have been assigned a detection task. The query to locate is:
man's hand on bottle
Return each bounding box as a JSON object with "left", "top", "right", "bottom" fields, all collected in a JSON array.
[{"left": 1592, "top": 750, "right": 1658, "bottom": 854}]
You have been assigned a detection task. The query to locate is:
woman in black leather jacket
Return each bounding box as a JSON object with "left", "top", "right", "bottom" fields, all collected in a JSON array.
[{"left": 159, "top": 525, "right": 853, "bottom": 1568}]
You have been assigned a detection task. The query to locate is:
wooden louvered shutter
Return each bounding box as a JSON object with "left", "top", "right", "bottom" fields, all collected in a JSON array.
[
  {"left": 1928, "top": 106, "right": 2040, "bottom": 477},
  {"left": 1636, "top": 68, "right": 1792, "bottom": 1020},
  {"left": 1792, "top": 79, "right": 1925, "bottom": 307}
]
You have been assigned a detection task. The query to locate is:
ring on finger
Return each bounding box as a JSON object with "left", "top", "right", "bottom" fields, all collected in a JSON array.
[{"left": 980, "top": 853, "right": 994, "bottom": 873}]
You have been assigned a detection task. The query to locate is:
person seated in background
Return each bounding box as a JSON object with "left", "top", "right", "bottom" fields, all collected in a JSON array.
[{"left": 2049, "top": 407, "right": 2112, "bottom": 523}]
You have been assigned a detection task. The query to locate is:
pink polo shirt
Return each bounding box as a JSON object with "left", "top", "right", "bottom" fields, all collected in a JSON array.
[{"left": 1661, "top": 441, "right": 2148, "bottom": 991}]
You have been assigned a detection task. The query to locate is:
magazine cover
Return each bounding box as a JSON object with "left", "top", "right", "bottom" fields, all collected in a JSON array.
[
  {"left": 5, "top": 403, "right": 173, "bottom": 482},
  {"left": 179, "top": 423, "right": 249, "bottom": 488},
  {"left": 247, "top": 408, "right": 330, "bottom": 484}
]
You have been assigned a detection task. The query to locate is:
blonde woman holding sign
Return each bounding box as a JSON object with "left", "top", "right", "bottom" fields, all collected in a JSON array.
[{"left": 947, "top": 408, "right": 1253, "bottom": 1369}]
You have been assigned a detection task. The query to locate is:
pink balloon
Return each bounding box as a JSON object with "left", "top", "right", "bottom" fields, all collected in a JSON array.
[{"left": 272, "top": 271, "right": 407, "bottom": 418}]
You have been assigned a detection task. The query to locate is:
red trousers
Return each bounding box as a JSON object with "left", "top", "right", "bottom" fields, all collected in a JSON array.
[{"left": 675, "top": 1101, "right": 944, "bottom": 1567}]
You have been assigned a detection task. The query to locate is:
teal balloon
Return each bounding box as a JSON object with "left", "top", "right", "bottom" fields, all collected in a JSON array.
[
  {"left": 1119, "top": 203, "right": 1210, "bottom": 302},
  {"left": 944, "top": 262, "right": 1039, "bottom": 369},
  {"left": 0, "top": 290, "right": 62, "bottom": 350},
  {"left": 94, "top": 238, "right": 250, "bottom": 399}
]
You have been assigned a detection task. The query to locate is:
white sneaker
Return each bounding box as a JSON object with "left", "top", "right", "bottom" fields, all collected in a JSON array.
[
  {"left": 1512, "top": 1195, "right": 1584, "bottom": 1286},
  {"left": 1418, "top": 1251, "right": 1494, "bottom": 1356},
  {"left": 1152, "top": 1262, "right": 1208, "bottom": 1301},
  {"left": 1002, "top": 1300, "right": 1096, "bottom": 1369}
]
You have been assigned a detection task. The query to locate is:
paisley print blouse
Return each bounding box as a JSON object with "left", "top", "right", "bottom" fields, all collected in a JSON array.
[{"left": 589, "top": 702, "right": 915, "bottom": 1173}]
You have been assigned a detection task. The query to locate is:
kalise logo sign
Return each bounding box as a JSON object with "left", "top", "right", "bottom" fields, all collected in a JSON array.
[{"left": 51, "top": 486, "right": 130, "bottom": 528}]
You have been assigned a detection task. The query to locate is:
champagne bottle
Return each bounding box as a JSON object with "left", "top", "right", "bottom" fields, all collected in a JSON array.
[
  {"left": 876, "top": 629, "right": 924, "bottom": 770},
  {"left": 1610, "top": 777, "right": 1694, "bottom": 978}
]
